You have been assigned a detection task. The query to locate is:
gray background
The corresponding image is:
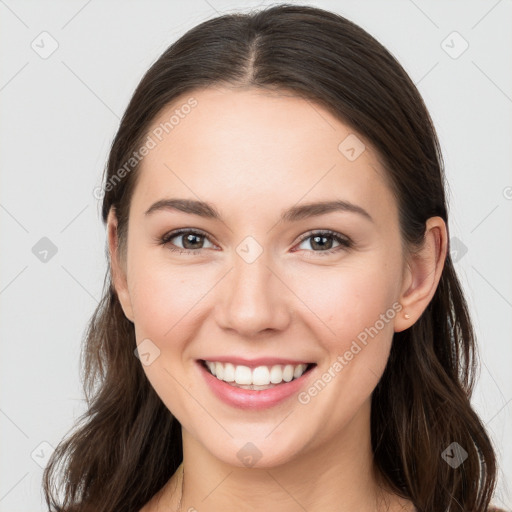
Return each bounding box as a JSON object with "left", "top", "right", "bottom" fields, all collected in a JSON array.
[{"left": 1, "top": 0, "right": 511, "bottom": 510}]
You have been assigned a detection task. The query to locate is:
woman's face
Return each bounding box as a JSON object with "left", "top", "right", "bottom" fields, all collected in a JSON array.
[{"left": 113, "top": 86, "right": 410, "bottom": 468}]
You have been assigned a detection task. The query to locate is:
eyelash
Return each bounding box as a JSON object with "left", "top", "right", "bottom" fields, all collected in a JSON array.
[{"left": 158, "top": 228, "right": 352, "bottom": 257}]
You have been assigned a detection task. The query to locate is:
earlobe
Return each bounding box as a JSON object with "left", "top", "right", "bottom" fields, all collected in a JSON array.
[
  {"left": 394, "top": 216, "right": 448, "bottom": 333},
  {"left": 107, "top": 208, "right": 134, "bottom": 323}
]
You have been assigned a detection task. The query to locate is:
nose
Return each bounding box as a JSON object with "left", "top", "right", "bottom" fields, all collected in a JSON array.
[{"left": 215, "top": 251, "right": 291, "bottom": 337}]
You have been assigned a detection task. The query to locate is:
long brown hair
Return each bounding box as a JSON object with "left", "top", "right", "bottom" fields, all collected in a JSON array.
[{"left": 43, "top": 4, "right": 500, "bottom": 511}]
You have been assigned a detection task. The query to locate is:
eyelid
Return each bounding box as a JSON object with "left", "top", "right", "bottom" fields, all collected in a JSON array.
[
  {"left": 159, "top": 228, "right": 352, "bottom": 254},
  {"left": 292, "top": 229, "right": 352, "bottom": 257},
  {"left": 295, "top": 229, "right": 351, "bottom": 245},
  {"left": 160, "top": 228, "right": 218, "bottom": 248}
]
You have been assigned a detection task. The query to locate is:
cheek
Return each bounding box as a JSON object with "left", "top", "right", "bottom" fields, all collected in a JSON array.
[
  {"left": 127, "top": 254, "right": 211, "bottom": 414},
  {"left": 127, "top": 244, "right": 208, "bottom": 335},
  {"left": 290, "top": 257, "right": 401, "bottom": 348},
  {"left": 127, "top": 252, "right": 226, "bottom": 400}
]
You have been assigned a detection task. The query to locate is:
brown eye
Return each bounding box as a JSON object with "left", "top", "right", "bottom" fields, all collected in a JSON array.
[
  {"left": 295, "top": 230, "right": 352, "bottom": 256},
  {"left": 160, "top": 229, "right": 215, "bottom": 254}
]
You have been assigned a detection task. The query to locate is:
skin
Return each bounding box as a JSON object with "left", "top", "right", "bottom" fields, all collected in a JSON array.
[{"left": 108, "top": 86, "right": 447, "bottom": 511}]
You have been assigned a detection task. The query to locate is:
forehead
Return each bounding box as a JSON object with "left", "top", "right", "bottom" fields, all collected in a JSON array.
[{"left": 132, "top": 87, "right": 395, "bottom": 223}]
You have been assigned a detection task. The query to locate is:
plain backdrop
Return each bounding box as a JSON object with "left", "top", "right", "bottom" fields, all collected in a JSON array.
[{"left": 0, "top": 0, "right": 511, "bottom": 510}]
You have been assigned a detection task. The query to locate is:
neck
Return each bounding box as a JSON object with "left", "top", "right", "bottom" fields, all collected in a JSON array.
[{"left": 161, "top": 400, "right": 411, "bottom": 512}]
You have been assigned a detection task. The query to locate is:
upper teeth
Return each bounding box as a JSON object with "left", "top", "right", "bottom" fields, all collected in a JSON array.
[{"left": 205, "top": 361, "right": 309, "bottom": 386}]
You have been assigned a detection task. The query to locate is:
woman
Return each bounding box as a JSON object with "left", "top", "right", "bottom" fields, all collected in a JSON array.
[{"left": 43, "top": 4, "right": 504, "bottom": 511}]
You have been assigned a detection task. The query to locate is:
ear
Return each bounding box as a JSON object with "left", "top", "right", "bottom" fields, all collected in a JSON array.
[
  {"left": 394, "top": 216, "right": 448, "bottom": 332},
  {"left": 107, "top": 208, "right": 134, "bottom": 323}
]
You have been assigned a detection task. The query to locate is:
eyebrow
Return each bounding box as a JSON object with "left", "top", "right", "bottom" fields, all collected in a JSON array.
[{"left": 144, "top": 198, "right": 373, "bottom": 223}]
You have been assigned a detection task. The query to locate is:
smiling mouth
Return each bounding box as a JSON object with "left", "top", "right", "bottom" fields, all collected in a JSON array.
[{"left": 199, "top": 359, "right": 317, "bottom": 389}]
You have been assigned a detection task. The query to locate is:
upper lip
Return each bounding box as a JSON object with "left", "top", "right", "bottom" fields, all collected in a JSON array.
[{"left": 199, "top": 357, "right": 315, "bottom": 368}]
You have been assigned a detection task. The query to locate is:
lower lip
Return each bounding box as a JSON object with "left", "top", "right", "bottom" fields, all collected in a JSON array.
[{"left": 196, "top": 360, "right": 316, "bottom": 410}]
